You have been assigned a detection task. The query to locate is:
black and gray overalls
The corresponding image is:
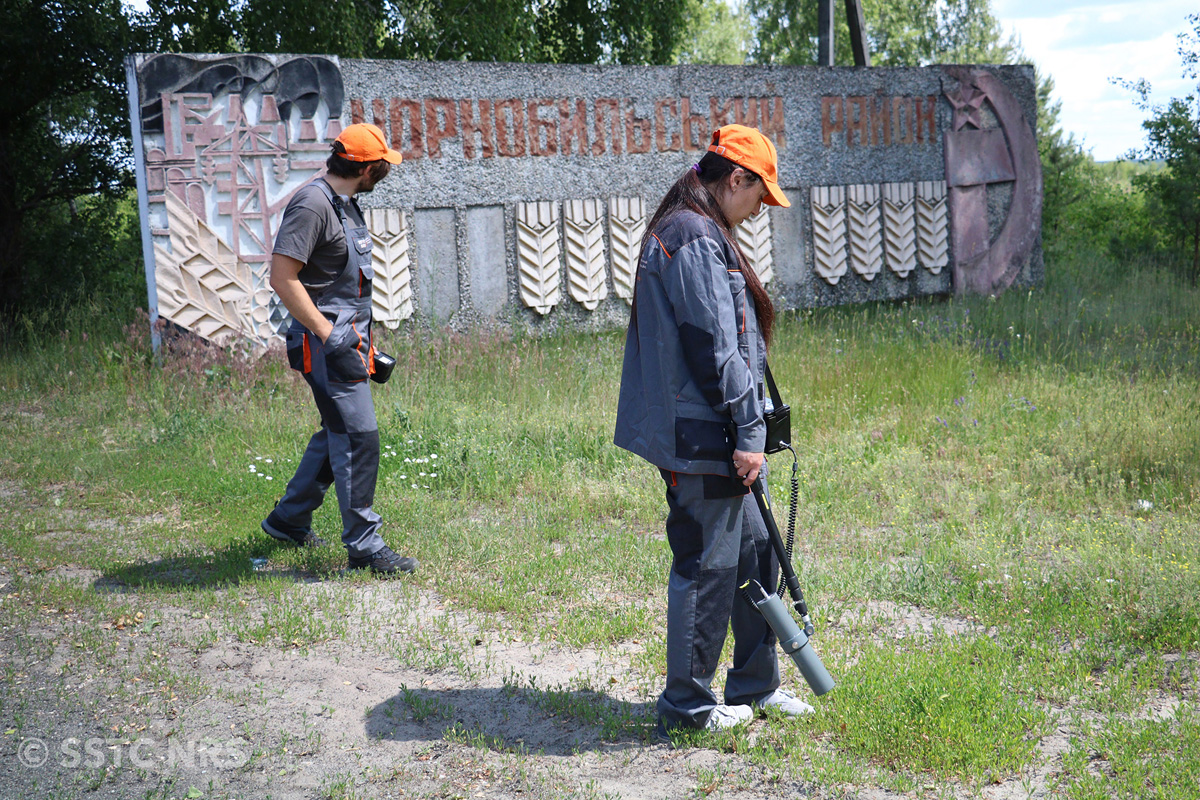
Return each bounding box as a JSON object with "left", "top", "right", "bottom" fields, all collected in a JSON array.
[{"left": 274, "top": 179, "right": 385, "bottom": 559}]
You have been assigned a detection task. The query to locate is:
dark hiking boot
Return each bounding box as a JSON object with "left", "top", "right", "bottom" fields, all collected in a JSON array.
[
  {"left": 348, "top": 545, "right": 418, "bottom": 575},
  {"left": 261, "top": 512, "right": 327, "bottom": 548}
]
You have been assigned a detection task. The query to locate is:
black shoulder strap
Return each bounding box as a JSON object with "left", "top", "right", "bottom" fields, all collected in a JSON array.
[
  {"left": 314, "top": 178, "right": 347, "bottom": 223},
  {"left": 764, "top": 361, "right": 785, "bottom": 409}
]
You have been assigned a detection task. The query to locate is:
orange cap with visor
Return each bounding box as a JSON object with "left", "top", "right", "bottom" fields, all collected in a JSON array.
[
  {"left": 707, "top": 124, "right": 789, "bottom": 208},
  {"left": 334, "top": 123, "right": 403, "bottom": 164}
]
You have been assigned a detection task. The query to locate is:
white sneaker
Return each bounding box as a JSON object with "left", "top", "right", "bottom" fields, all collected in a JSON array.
[
  {"left": 755, "top": 689, "right": 815, "bottom": 716},
  {"left": 703, "top": 704, "right": 754, "bottom": 731}
]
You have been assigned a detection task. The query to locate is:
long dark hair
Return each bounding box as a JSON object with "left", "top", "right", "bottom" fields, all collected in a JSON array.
[{"left": 639, "top": 150, "right": 775, "bottom": 346}]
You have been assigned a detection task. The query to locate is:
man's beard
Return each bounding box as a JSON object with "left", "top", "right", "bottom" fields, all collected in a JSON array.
[{"left": 357, "top": 162, "right": 391, "bottom": 194}]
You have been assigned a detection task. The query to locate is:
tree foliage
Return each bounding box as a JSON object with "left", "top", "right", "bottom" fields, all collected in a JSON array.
[
  {"left": 1116, "top": 13, "right": 1200, "bottom": 278},
  {"left": 674, "top": 0, "right": 754, "bottom": 65},
  {"left": 0, "top": 0, "right": 139, "bottom": 316},
  {"left": 138, "top": 0, "right": 691, "bottom": 64},
  {"left": 747, "top": 0, "right": 1017, "bottom": 66}
]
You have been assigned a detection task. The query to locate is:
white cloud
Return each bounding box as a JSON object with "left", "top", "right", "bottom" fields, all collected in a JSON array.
[{"left": 994, "top": 1, "right": 1196, "bottom": 159}]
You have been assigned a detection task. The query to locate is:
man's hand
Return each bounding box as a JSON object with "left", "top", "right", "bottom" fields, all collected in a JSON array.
[
  {"left": 269, "top": 254, "right": 333, "bottom": 342},
  {"left": 732, "top": 449, "right": 764, "bottom": 486}
]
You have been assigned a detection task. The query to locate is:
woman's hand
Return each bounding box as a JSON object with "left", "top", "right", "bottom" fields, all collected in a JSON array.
[{"left": 732, "top": 449, "right": 764, "bottom": 486}]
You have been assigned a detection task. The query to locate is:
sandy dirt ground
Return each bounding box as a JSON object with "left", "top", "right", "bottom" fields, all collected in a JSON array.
[{"left": 0, "top": 484, "right": 1191, "bottom": 800}]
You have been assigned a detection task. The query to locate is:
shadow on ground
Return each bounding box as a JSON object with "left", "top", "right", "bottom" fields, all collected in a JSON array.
[
  {"left": 95, "top": 535, "right": 335, "bottom": 591},
  {"left": 366, "top": 686, "right": 656, "bottom": 755}
]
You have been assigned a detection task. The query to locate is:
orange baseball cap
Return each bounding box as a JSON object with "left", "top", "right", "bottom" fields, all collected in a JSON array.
[
  {"left": 707, "top": 124, "right": 789, "bottom": 208},
  {"left": 334, "top": 123, "right": 403, "bottom": 164}
]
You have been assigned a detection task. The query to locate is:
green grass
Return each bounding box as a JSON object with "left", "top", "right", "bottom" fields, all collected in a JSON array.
[{"left": 1, "top": 251, "right": 1199, "bottom": 796}]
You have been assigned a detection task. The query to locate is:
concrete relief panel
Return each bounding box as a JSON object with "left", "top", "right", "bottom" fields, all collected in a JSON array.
[
  {"left": 881, "top": 183, "right": 917, "bottom": 279},
  {"left": 413, "top": 208, "right": 460, "bottom": 323},
  {"left": 609, "top": 197, "right": 646, "bottom": 305},
  {"left": 942, "top": 68, "right": 1042, "bottom": 295},
  {"left": 136, "top": 53, "right": 342, "bottom": 344},
  {"left": 564, "top": 199, "right": 608, "bottom": 311},
  {"left": 131, "top": 58, "right": 1041, "bottom": 336},
  {"left": 516, "top": 202, "right": 562, "bottom": 316},
  {"left": 764, "top": 192, "right": 806, "bottom": 291},
  {"left": 466, "top": 206, "right": 508, "bottom": 318},
  {"left": 153, "top": 191, "right": 256, "bottom": 343},
  {"left": 811, "top": 186, "right": 849, "bottom": 286},
  {"left": 736, "top": 210, "right": 774, "bottom": 285},
  {"left": 846, "top": 184, "right": 883, "bottom": 282},
  {"left": 365, "top": 208, "right": 413, "bottom": 328},
  {"left": 915, "top": 181, "right": 949, "bottom": 274}
]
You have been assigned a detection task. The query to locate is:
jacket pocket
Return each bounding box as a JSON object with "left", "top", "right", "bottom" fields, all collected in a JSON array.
[
  {"left": 353, "top": 234, "right": 375, "bottom": 281},
  {"left": 675, "top": 416, "right": 731, "bottom": 462},
  {"left": 285, "top": 330, "right": 306, "bottom": 372},
  {"left": 323, "top": 312, "right": 370, "bottom": 383}
]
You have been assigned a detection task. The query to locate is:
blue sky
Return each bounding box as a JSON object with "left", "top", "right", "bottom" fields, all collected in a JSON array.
[{"left": 992, "top": 0, "right": 1197, "bottom": 160}]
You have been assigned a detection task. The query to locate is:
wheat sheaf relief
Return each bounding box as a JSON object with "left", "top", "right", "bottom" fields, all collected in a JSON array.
[
  {"left": 847, "top": 184, "right": 884, "bottom": 281},
  {"left": 882, "top": 182, "right": 918, "bottom": 278},
  {"left": 916, "top": 180, "right": 949, "bottom": 274},
  {"left": 564, "top": 199, "right": 608, "bottom": 311},
  {"left": 608, "top": 197, "right": 646, "bottom": 305},
  {"left": 154, "top": 191, "right": 255, "bottom": 344},
  {"left": 364, "top": 208, "right": 413, "bottom": 328},
  {"left": 516, "top": 201, "right": 562, "bottom": 315},
  {"left": 811, "top": 186, "right": 848, "bottom": 285},
  {"left": 736, "top": 209, "right": 774, "bottom": 285}
]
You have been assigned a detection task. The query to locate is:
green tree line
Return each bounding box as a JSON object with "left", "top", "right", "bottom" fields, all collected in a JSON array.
[{"left": 1, "top": 0, "right": 1197, "bottom": 323}]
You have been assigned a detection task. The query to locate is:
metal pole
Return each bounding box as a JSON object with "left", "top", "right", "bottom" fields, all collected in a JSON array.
[
  {"left": 123, "top": 54, "right": 161, "bottom": 358},
  {"left": 817, "top": 0, "right": 835, "bottom": 66},
  {"left": 750, "top": 476, "right": 812, "bottom": 629},
  {"left": 845, "top": 0, "right": 871, "bottom": 66}
]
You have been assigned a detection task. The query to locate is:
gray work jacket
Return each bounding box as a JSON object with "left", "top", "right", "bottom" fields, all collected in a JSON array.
[{"left": 614, "top": 210, "right": 766, "bottom": 477}]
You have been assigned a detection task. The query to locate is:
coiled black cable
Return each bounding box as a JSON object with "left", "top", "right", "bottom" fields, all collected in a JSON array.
[{"left": 777, "top": 445, "right": 800, "bottom": 598}]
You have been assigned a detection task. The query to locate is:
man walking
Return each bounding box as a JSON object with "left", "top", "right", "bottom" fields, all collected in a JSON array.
[{"left": 261, "top": 123, "right": 417, "bottom": 575}]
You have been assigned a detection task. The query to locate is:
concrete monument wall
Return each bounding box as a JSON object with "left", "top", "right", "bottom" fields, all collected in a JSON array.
[{"left": 128, "top": 54, "right": 1042, "bottom": 344}]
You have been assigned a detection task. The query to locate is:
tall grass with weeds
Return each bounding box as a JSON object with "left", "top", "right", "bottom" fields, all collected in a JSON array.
[{"left": 2, "top": 249, "right": 1199, "bottom": 796}]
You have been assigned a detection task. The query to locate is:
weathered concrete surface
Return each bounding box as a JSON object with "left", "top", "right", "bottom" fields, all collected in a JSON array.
[
  {"left": 465, "top": 205, "right": 509, "bottom": 319},
  {"left": 412, "top": 208, "right": 460, "bottom": 324},
  {"left": 132, "top": 54, "right": 1042, "bottom": 338},
  {"left": 340, "top": 61, "right": 1039, "bottom": 330}
]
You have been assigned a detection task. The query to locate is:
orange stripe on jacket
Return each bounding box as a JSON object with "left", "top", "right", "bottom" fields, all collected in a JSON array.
[{"left": 652, "top": 234, "right": 671, "bottom": 259}]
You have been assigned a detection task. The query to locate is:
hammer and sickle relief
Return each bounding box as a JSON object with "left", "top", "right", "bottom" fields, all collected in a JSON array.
[{"left": 942, "top": 67, "right": 1043, "bottom": 296}]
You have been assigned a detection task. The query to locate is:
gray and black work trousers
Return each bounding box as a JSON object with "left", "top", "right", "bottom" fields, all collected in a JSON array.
[
  {"left": 656, "top": 469, "right": 781, "bottom": 731},
  {"left": 274, "top": 331, "right": 385, "bottom": 558}
]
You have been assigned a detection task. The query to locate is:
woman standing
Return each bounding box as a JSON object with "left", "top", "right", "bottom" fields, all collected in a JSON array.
[{"left": 615, "top": 124, "right": 814, "bottom": 737}]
